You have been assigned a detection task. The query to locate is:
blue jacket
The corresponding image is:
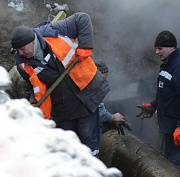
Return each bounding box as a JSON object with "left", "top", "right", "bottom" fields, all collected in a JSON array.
[
  {"left": 151, "top": 49, "right": 180, "bottom": 134},
  {"left": 15, "top": 12, "right": 110, "bottom": 121},
  {"left": 98, "top": 102, "right": 112, "bottom": 124}
]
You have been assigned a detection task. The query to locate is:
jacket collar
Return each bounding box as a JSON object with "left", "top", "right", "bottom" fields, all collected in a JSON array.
[
  {"left": 33, "top": 21, "right": 59, "bottom": 49},
  {"left": 33, "top": 34, "right": 44, "bottom": 61},
  {"left": 160, "top": 49, "right": 179, "bottom": 70}
]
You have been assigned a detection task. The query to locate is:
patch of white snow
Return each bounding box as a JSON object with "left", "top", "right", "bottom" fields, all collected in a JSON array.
[
  {"left": 7, "top": 0, "right": 24, "bottom": 12},
  {"left": 0, "top": 99, "right": 123, "bottom": 177},
  {"left": 0, "top": 66, "right": 11, "bottom": 88}
]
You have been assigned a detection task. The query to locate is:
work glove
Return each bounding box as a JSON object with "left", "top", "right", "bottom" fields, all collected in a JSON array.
[
  {"left": 114, "top": 118, "right": 132, "bottom": 135},
  {"left": 136, "top": 103, "right": 155, "bottom": 119},
  {"left": 76, "top": 48, "right": 92, "bottom": 62},
  {"left": 113, "top": 117, "right": 132, "bottom": 131},
  {"left": 173, "top": 127, "right": 180, "bottom": 146},
  {"left": 122, "top": 118, "right": 132, "bottom": 131}
]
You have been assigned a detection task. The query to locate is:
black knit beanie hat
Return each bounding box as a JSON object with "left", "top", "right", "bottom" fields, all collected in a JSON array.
[
  {"left": 154, "top": 30, "right": 177, "bottom": 47},
  {"left": 11, "top": 26, "right": 35, "bottom": 49},
  {"left": 94, "top": 59, "right": 109, "bottom": 74}
]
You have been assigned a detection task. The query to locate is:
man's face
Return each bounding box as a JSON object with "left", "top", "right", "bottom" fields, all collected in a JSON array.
[
  {"left": 17, "top": 41, "right": 34, "bottom": 58},
  {"left": 155, "top": 47, "right": 175, "bottom": 61}
]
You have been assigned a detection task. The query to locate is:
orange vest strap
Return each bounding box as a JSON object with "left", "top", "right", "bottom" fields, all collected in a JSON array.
[{"left": 20, "top": 63, "right": 51, "bottom": 119}]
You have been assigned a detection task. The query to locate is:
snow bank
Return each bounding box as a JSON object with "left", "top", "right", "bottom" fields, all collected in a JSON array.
[
  {"left": 0, "top": 66, "right": 11, "bottom": 104},
  {"left": 0, "top": 99, "right": 122, "bottom": 177},
  {"left": 0, "top": 66, "right": 11, "bottom": 88}
]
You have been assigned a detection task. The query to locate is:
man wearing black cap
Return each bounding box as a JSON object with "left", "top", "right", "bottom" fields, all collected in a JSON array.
[
  {"left": 136, "top": 30, "right": 180, "bottom": 166},
  {"left": 11, "top": 12, "right": 110, "bottom": 156}
]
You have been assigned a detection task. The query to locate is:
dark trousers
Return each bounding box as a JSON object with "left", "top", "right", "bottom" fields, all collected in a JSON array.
[
  {"left": 53, "top": 109, "right": 100, "bottom": 153},
  {"left": 165, "top": 134, "right": 180, "bottom": 166}
]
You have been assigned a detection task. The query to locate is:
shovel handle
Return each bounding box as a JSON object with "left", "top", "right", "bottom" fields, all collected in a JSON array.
[{"left": 35, "top": 57, "right": 79, "bottom": 107}]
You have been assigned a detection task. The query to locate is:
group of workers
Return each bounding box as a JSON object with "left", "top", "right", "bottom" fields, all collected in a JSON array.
[{"left": 6, "top": 11, "right": 180, "bottom": 166}]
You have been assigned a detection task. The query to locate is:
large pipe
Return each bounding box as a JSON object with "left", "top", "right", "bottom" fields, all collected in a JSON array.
[{"left": 99, "top": 130, "right": 180, "bottom": 177}]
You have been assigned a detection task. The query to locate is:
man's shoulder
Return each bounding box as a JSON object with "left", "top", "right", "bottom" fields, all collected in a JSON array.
[{"left": 33, "top": 21, "right": 59, "bottom": 38}]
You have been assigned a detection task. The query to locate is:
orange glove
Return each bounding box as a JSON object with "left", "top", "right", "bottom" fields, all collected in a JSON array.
[
  {"left": 136, "top": 103, "right": 156, "bottom": 119},
  {"left": 173, "top": 127, "right": 180, "bottom": 146},
  {"left": 76, "top": 48, "right": 92, "bottom": 62}
]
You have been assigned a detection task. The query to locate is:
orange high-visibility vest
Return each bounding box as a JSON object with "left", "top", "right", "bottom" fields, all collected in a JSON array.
[
  {"left": 44, "top": 35, "right": 97, "bottom": 91},
  {"left": 19, "top": 63, "right": 51, "bottom": 119}
]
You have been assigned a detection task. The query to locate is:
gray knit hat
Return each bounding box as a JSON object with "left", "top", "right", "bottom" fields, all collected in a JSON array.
[
  {"left": 11, "top": 26, "right": 35, "bottom": 49},
  {"left": 94, "top": 59, "right": 109, "bottom": 74},
  {"left": 154, "top": 30, "right": 177, "bottom": 47}
]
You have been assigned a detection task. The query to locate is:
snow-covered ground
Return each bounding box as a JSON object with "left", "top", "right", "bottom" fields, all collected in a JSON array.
[
  {"left": 0, "top": 66, "right": 123, "bottom": 176},
  {"left": 8, "top": 0, "right": 69, "bottom": 13}
]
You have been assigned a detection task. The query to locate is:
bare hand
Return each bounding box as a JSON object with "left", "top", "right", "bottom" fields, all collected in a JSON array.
[{"left": 112, "top": 113, "right": 125, "bottom": 123}]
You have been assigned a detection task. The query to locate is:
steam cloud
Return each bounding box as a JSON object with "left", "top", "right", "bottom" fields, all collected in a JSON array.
[
  {"left": 73, "top": 0, "right": 180, "bottom": 86},
  {"left": 73, "top": 0, "right": 180, "bottom": 151}
]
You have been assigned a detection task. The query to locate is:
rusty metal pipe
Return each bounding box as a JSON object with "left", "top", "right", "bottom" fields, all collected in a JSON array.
[{"left": 99, "top": 130, "right": 180, "bottom": 177}]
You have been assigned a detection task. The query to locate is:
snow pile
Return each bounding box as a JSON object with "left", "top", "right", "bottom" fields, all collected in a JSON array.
[
  {"left": 45, "top": 3, "right": 69, "bottom": 12},
  {"left": 0, "top": 66, "right": 11, "bottom": 88},
  {"left": 0, "top": 99, "right": 122, "bottom": 177},
  {"left": 53, "top": 3, "right": 69, "bottom": 13},
  {"left": 8, "top": 0, "right": 24, "bottom": 12},
  {"left": 0, "top": 66, "right": 11, "bottom": 104}
]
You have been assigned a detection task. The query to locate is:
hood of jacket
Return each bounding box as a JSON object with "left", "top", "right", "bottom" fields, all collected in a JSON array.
[{"left": 33, "top": 21, "right": 59, "bottom": 50}]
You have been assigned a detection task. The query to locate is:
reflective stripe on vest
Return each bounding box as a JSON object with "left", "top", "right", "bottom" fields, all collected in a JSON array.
[
  {"left": 44, "top": 35, "right": 97, "bottom": 90},
  {"left": 20, "top": 63, "right": 51, "bottom": 119}
]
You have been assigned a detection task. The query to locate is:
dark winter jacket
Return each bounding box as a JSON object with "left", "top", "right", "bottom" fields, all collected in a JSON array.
[
  {"left": 151, "top": 49, "right": 180, "bottom": 134},
  {"left": 15, "top": 12, "right": 110, "bottom": 121}
]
